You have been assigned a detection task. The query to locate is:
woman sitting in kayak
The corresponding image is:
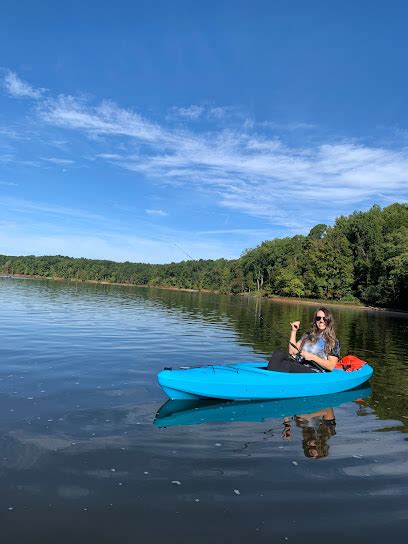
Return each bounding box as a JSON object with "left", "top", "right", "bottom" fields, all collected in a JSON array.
[{"left": 267, "top": 307, "right": 340, "bottom": 373}]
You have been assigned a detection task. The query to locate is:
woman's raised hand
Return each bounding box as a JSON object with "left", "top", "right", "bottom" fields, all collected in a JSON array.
[{"left": 290, "top": 320, "right": 300, "bottom": 331}]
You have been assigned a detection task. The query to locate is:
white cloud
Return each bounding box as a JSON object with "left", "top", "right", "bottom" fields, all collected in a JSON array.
[
  {"left": 38, "top": 95, "right": 166, "bottom": 143},
  {"left": 2, "top": 71, "right": 45, "bottom": 99},
  {"left": 170, "top": 105, "right": 205, "bottom": 120},
  {"left": 41, "top": 157, "right": 74, "bottom": 166},
  {"left": 96, "top": 153, "right": 123, "bottom": 160},
  {"left": 0, "top": 154, "right": 40, "bottom": 167},
  {"left": 167, "top": 104, "right": 229, "bottom": 121},
  {"left": 207, "top": 106, "right": 227, "bottom": 119},
  {"left": 145, "top": 209, "right": 168, "bottom": 217},
  {"left": 4, "top": 70, "right": 408, "bottom": 230},
  {"left": 261, "top": 120, "right": 317, "bottom": 131},
  {"left": 0, "top": 197, "right": 104, "bottom": 222},
  {"left": 196, "top": 228, "right": 279, "bottom": 239}
]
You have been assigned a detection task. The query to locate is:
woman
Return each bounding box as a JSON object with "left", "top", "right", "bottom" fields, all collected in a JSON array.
[{"left": 267, "top": 307, "right": 340, "bottom": 373}]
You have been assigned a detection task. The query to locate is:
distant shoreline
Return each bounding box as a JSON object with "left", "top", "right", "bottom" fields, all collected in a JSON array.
[{"left": 1, "top": 273, "right": 402, "bottom": 314}]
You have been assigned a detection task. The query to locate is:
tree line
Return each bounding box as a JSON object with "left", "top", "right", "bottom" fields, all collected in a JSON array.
[{"left": 1, "top": 203, "right": 407, "bottom": 309}]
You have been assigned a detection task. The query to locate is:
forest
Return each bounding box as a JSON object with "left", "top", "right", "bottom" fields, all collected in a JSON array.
[{"left": 1, "top": 203, "right": 407, "bottom": 310}]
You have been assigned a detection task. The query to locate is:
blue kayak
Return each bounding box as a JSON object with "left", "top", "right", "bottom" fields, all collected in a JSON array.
[
  {"left": 157, "top": 361, "right": 374, "bottom": 401},
  {"left": 154, "top": 384, "right": 372, "bottom": 427}
]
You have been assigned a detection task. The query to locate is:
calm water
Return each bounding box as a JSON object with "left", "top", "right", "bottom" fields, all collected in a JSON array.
[{"left": 0, "top": 277, "right": 407, "bottom": 543}]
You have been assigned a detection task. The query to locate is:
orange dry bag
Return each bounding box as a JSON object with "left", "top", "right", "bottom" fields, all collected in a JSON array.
[{"left": 336, "top": 355, "right": 367, "bottom": 372}]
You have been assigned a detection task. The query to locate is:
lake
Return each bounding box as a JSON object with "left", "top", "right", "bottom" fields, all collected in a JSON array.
[{"left": 0, "top": 277, "right": 407, "bottom": 543}]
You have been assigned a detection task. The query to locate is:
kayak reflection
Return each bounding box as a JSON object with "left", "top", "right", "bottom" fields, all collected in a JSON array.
[{"left": 154, "top": 385, "right": 371, "bottom": 428}]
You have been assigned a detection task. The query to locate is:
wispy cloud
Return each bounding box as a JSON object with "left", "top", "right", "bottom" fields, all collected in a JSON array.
[
  {"left": 145, "top": 209, "right": 168, "bottom": 217},
  {"left": 38, "top": 95, "right": 165, "bottom": 142},
  {"left": 41, "top": 157, "right": 75, "bottom": 166},
  {"left": 197, "top": 228, "right": 274, "bottom": 236},
  {"left": 39, "top": 94, "right": 408, "bottom": 227},
  {"left": 0, "top": 179, "right": 18, "bottom": 186},
  {"left": 4, "top": 70, "right": 408, "bottom": 231},
  {"left": 0, "top": 154, "right": 40, "bottom": 167},
  {"left": 260, "top": 120, "right": 317, "bottom": 131},
  {"left": 170, "top": 105, "right": 205, "bottom": 120},
  {"left": 167, "top": 104, "right": 229, "bottom": 121},
  {"left": 2, "top": 70, "right": 46, "bottom": 99},
  {"left": 0, "top": 197, "right": 104, "bottom": 222},
  {"left": 0, "top": 126, "right": 23, "bottom": 139}
]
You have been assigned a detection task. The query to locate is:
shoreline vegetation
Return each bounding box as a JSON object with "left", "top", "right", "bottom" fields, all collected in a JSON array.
[
  {"left": 1, "top": 203, "right": 407, "bottom": 311},
  {"left": 1, "top": 272, "right": 383, "bottom": 311},
  {"left": 0, "top": 273, "right": 396, "bottom": 312}
]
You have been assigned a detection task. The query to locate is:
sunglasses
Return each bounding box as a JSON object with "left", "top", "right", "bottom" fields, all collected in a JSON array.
[{"left": 315, "top": 316, "right": 329, "bottom": 323}]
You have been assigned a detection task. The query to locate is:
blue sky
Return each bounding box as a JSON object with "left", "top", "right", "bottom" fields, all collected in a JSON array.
[{"left": 1, "top": 0, "right": 407, "bottom": 263}]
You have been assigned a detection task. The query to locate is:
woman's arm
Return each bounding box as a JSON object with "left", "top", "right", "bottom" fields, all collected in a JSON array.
[
  {"left": 300, "top": 351, "right": 338, "bottom": 371},
  {"left": 296, "top": 407, "right": 335, "bottom": 420},
  {"left": 288, "top": 321, "right": 301, "bottom": 355}
]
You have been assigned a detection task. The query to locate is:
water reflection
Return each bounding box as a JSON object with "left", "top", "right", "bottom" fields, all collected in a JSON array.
[
  {"left": 282, "top": 408, "right": 336, "bottom": 459},
  {"left": 1, "top": 278, "right": 408, "bottom": 542},
  {"left": 154, "top": 386, "right": 371, "bottom": 460}
]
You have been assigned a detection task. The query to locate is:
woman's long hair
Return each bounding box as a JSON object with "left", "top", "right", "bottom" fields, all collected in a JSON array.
[
  {"left": 299, "top": 420, "right": 336, "bottom": 459},
  {"left": 303, "top": 307, "right": 337, "bottom": 355}
]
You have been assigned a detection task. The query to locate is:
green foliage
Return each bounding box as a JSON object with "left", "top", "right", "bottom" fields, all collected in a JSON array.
[
  {"left": 273, "top": 267, "right": 305, "bottom": 297},
  {"left": 1, "top": 203, "right": 407, "bottom": 309},
  {"left": 298, "top": 227, "right": 351, "bottom": 299},
  {"left": 307, "top": 223, "right": 328, "bottom": 240}
]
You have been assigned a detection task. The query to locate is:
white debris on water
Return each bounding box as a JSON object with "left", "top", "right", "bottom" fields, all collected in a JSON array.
[
  {"left": 292, "top": 461, "right": 298, "bottom": 466},
  {"left": 143, "top": 471, "right": 149, "bottom": 475},
  {"left": 353, "top": 455, "right": 363, "bottom": 459},
  {"left": 110, "top": 468, "right": 116, "bottom": 472},
  {"left": 214, "top": 443, "right": 222, "bottom": 447},
  {"left": 171, "top": 480, "right": 181, "bottom": 486},
  {"left": 234, "top": 489, "right": 240, "bottom": 495},
  {"left": 194, "top": 498, "right": 200, "bottom": 502}
]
